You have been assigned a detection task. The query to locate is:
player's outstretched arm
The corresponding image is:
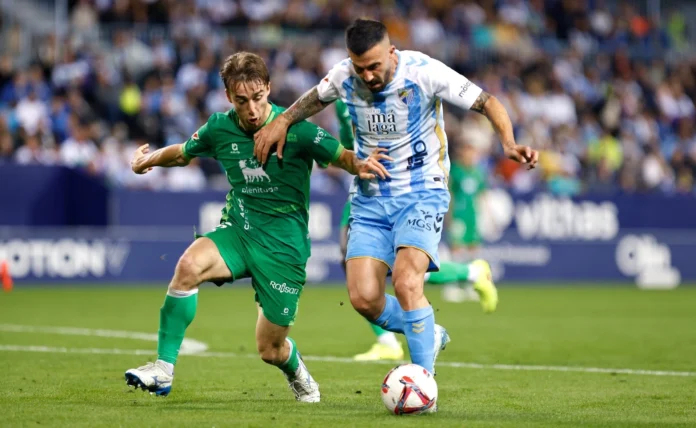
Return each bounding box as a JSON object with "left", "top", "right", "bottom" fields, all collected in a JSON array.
[
  {"left": 427, "top": 58, "right": 538, "bottom": 169},
  {"left": 254, "top": 86, "right": 332, "bottom": 164},
  {"left": 131, "top": 143, "right": 189, "bottom": 175},
  {"left": 332, "top": 148, "right": 393, "bottom": 180},
  {"left": 471, "top": 92, "right": 539, "bottom": 169}
]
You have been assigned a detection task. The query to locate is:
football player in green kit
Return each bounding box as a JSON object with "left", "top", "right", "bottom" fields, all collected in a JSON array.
[
  {"left": 333, "top": 101, "right": 498, "bottom": 362},
  {"left": 123, "top": 52, "right": 391, "bottom": 401},
  {"left": 448, "top": 143, "right": 487, "bottom": 256},
  {"left": 444, "top": 143, "right": 490, "bottom": 303}
]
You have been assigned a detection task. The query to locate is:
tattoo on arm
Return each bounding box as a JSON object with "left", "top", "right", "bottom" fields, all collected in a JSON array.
[
  {"left": 283, "top": 87, "right": 331, "bottom": 125},
  {"left": 470, "top": 91, "right": 491, "bottom": 115}
]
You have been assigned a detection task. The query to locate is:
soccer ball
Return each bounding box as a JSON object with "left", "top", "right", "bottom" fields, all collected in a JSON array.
[{"left": 380, "top": 364, "right": 438, "bottom": 415}]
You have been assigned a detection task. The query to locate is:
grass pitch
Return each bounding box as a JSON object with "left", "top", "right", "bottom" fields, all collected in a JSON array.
[{"left": 1, "top": 284, "right": 695, "bottom": 427}]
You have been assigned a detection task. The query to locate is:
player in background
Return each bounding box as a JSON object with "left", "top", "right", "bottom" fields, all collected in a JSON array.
[
  {"left": 123, "top": 52, "right": 391, "bottom": 401},
  {"left": 443, "top": 143, "right": 491, "bottom": 304},
  {"left": 334, "top": 102, "right": 500, "bottom": 361},
  {"left": 254, "top": 19, "right": 539, "bottom": 381}
]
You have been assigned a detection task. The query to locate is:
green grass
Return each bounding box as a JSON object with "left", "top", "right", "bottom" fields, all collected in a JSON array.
[{"left": 1, "top": 285, "right": 695, "bottom": 427}]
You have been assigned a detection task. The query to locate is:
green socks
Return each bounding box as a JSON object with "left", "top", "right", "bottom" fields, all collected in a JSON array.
[
  {"left": 427, "top": 261, "right": 472, "bottom": 284},
  {"left": 370, "top": 322, "right": 390, "bottom": 336},
  {"left": 280, "top": 337, "right": 300, "bottom": 376},
  {"left": 157, "top": 289, "right": 198, "bottom": 365}
]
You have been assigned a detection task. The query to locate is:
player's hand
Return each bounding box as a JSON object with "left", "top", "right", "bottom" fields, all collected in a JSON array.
[
  {"left": 358, "top": 148, "right": 393, "bottom": 180},
  {"left": 504, "top": 144, "right": 539, "bottom": 170},
  {"left": 254, "top": 114, "right": 290, "bottom": 165},
  {"left": 131, "top": 144, "right": 153, "bottom": 174}
]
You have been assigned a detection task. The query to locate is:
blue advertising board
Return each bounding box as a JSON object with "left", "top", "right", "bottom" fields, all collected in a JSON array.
[{"left": 0, "top": 166, "right": 694, "bottom": 286}]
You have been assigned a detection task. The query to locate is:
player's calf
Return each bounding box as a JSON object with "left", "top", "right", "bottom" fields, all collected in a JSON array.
[
  {"left": 393, "top": 248, "right": 438, "bottom": 374},
  {"left": 392, "top": 267, "right": 428, "bottom": 311},
  {"left": 256, "top": 310, "right": 320, "bottom": 403},
  {"left": 124, "top": 237, "right": 232, "bottom": 396}
]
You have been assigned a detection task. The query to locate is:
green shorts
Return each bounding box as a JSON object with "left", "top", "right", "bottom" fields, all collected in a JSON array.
[
  {"left": 201, "top": 222, "right": 306, "bottom": 327},
  {"left": 340, "top": 198, "right": 352, "bottom": 229},
  {"left": 448, "top": 217, "right": 481, "bottom": 246}
]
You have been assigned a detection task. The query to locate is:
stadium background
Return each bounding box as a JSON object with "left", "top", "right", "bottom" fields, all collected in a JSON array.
[
  {"left": 1, "top": 0, "right": 696, "bottom": 287},
  {"left": 1, "top": 2, "right": 696, "bottom": 427}
]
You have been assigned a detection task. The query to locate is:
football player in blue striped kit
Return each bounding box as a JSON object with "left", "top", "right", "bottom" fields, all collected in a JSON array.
[{"left": 254, "top": 19, "right": 539, "bottom": 405}]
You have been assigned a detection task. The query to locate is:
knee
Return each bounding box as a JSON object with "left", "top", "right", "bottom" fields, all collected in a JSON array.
[
  {"left": 348, "top": 287, "right": 383, "bottom": 319},
  {"left": 392, "top": 268, "right": 424, "bottom": 299},
  {"left": 173, "top": 253, "right": 203, "bottom": 291},
  {"left": 257, "top": 340, "right": 284, "bottom": 365}
]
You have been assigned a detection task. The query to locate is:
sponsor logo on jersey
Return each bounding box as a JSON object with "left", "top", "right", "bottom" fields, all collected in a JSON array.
[
  {"left": 366, "top": 111, "right": 397, "bottom": 135},
  {"left": 286, "top": 133, "right": 297, "bottom": 142},
  {"left": 398, "top": 88, "right": 414, "bottom": 105},
  {"left": 434, "top": 213, "right": 444, "bottom": 233},
  {"left": 239, "top": 158, "right": 271, "bottom": 183},
  {"left": 406, "top": 140, "right": 428, "bottom": 170},
  {"left": 405, "top": 210, "right": 443, "bottom": 233},
  {"left": 192, "top": 131, "right": 199, "bottom": 140},
  {"left": 458, "top": 81, "right": 472, "bottom": 97},
  {"left": 407, "top": 210, "right": 433, "bottom": 232},
  {"left": 241, "top": 187, "right": 279, "bottom": 194},
  {"left": 271, "top": 281, "right": 300, "bottom": 295},
  {"left": 230, "top": 143, "right": 239, "bottom": 154},
  {"left": 313, "top": 129, "right": 325, "bottom": 145}
]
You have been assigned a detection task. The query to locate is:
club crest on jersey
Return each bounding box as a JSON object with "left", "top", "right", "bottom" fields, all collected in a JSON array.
[
  {"left": 398, "top": 88, "right": 414, "bottom": 105},
  {"left": 239, "top": 158, "right": 270, "bottom": 183}
]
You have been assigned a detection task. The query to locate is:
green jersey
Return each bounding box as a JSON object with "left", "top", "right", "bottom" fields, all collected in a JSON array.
[
  {"left": 335, "top": 100, "right": 354, "bottom": 150},
  {"left": 450, "top": 162, "right": 486, "bottom": 219},
  {"left": 182, "top": 104, "right": 344, "bottom": 265}
]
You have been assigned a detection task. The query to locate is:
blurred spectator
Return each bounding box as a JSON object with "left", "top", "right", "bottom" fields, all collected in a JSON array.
[
  {"left": 14, "top": 134, "right": 59, "bottom": 166},
  {"left": 59, "top": 122, "right": 99, "bottom": 172},
  {"left": 0, "top": 0, "right": 695, "bottom": 196}
]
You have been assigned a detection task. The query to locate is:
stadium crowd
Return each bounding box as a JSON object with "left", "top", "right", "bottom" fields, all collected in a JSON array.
[{"left": 1, "top": 0, "right": 695, "bottom": 195}]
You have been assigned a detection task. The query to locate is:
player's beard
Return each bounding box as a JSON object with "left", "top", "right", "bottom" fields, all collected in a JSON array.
[{"left": 367, "top": 68, "right": 393, "bottom": 93}]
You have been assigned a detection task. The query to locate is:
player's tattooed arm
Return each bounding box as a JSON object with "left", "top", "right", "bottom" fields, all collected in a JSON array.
[
  {"left": 254, "top": 86, "right": 333, "bottom": 164},
  {"left": 131, "top": 143, "right": 189, "bottom": 175},
  {"left": 332, "top": 148, "right": 393, "bottom": 180},
  {"left": 470, "top": 91, "right": 515, "bottom": 151},
  {"left": 471, "top": 91, "right": 539, "bottom": 169},
  {"left": 281, "top": 86, "right": 331, "bottom": 125},
  {"left": 470, "top": 91, "right": 491, "bottom": 115}
]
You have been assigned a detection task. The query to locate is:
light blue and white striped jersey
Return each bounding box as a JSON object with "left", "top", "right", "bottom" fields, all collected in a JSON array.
[{"left": 317, "top": 50, "right": 483, "bottom": 197}]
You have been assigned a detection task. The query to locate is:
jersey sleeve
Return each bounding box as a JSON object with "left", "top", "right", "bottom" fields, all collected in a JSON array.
[
  {"left": 182, "top": 118, "right": 216, "bottom": 159},
  {"left": 316, "top": 60, "right": 350, "bottom": 103},
  {"left": 423, "top": 58, "right": 483, "bottom": 110},
  {"left": 334, "top": 100, "right": 355, "bottom": 150},
  {"left": 291, "top": 121, "right": 344, "bottom": 168}
]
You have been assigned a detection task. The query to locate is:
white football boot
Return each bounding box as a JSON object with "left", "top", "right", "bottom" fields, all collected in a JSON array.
[
  {"left": 125, "top": 361, "right": 173, "bottom": 396},
  {"left": 433, "top": 324, "right": 451, "bottom": 375},
  {"left": 424, "top": 324, "right": 450, "bottom": 413},
  {"left": 284, "top": 354, "right": 321, "bottom": 403}
]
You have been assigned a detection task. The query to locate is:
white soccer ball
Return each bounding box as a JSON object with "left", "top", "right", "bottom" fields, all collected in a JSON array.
[{"left": 380, "top": 364, "right": 438, "bottom": 415}]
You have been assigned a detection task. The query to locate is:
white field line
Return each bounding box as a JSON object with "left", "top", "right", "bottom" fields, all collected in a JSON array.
[
  {"left": 0, "top": 323, "right": 207, "bottom": 354},
  {"left": 0, "top": 341, "right": 694, "bottom": 378}
]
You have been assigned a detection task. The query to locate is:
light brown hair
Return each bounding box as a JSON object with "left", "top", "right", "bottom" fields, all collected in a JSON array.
[{"left": 219, "top": 52, "right": 270, "bottom": 93}]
